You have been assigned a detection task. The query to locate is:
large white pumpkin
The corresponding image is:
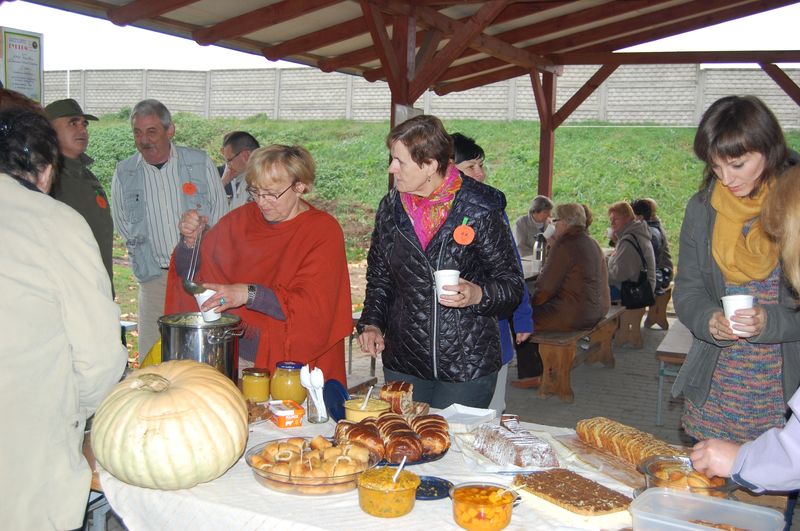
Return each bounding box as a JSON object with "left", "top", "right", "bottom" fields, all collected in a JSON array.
[{"left": 91, "top": 360, "right": 248, "bottom": 490}]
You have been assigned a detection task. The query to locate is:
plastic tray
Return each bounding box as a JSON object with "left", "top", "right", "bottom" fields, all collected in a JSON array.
[{"left": 629, "top": 487, "right": 783, "bottom": 530}]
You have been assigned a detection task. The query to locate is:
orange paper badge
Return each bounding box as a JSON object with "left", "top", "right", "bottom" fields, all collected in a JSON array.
[
  {"left": 182, "top": 182, "right": 197, "bottom": 195},
  {"left": 95, "top": 193, "right": 108, "bottom": 209},
  {"left": 454, "top": 216, "right": 475, "bottom": 245}
]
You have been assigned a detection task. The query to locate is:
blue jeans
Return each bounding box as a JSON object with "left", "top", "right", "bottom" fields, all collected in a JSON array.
[{"left": 383, "top": 368, "right": 498, "bottom": 410}]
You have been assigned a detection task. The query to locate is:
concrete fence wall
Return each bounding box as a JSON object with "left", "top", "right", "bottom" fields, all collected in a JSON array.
[{"left": 43, "top": 64, "right": 800, "bottom": 128}]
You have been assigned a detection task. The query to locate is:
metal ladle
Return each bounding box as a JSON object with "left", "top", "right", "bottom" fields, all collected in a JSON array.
[{"left": 182, "top": 226, "right": 206, "bottom": 295}]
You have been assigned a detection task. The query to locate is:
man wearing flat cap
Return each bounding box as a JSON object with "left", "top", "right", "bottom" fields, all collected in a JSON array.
[{"left": 45, "top": 98, "right": 114, "bottom": 287}]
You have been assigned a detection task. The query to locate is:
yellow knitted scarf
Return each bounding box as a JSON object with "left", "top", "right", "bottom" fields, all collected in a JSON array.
[{"left": 710, "top": 181, "right": 778, "bottom": 284}]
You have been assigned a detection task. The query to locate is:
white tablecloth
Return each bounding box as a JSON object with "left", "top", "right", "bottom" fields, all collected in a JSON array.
[{"left": 98, "top": 418, "right": 634, "bottom": 530}]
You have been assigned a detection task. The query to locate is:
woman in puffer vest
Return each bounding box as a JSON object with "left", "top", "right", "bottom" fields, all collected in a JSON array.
[{"left": 357, "top": 115, "right": 524, "bottom": 409}]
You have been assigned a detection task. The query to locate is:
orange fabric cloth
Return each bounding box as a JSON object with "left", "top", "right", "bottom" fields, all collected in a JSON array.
[{"left": 164, "top": 202, "right": 352, "bottom": 386}]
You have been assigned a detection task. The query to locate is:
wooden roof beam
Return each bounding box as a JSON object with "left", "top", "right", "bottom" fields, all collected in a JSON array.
[
  {"left": 549, "top": 50, "right": 800, "bottom": 65},
  {"left": 319, "top": 0, "right": 567, "bottom": 73},
  {"left": 108, "top": 0, "right": 197, "bottom": 27},
  {"left": 431, "top": 0, "right": 672, "bottom": 80},
  {"left": 414, "top": 28, "right": 444, "bottom": 72},
  {"left": 495, "top": 0, "right": 673, "bottom": 51},
  {"left": 359, "top": 0, "right": 556, "bottom": 82},
  {"left": 525, "top": 0, "right": 753, "bottom": 54},
  {"left": 552, "top": 63, "right": 617, "bottom": 128},
  {"left": 376, "top": 0, "right": 555, "bottom": 70},
  {"left": 575, "top": 0, "right": 799, "bottom": 53},
  {"left": 261, "top": 16, "right": 368, "bottom": 61},
  {"left": 434, "top": 65, "right": 527, "bottom": 95},
  {"left": 761, "top": 63, "right": 800, "bottom": 106},
  {"left": 193, "top": 0, "right": 340, "bottom": 46},
  {"left": 408, "top": 0, "right": 509, "bottom": 100},
  {"left": 360, "top": 0, "right": 405, "bottom": 97}
]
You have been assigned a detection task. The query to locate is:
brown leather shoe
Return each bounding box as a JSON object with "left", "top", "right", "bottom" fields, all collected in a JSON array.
[{"left": 510, "top": 376, "right": 542, "bottom": 389}]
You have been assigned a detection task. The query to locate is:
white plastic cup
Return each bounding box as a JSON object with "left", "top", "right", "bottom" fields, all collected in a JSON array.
[
  {"left": 195, "top": 288, "right": 221, "bottom": 322},
  {"left": 606, "top": 227, "right": 614, "bottom": 240},
  {"left": 434, "top": 269, "right": 460, "bottom": 298},
  {"left": 542, "top": 223, "right": 556, "bottom": 240},
  {"left": 531, "top": 259, "right": 542, "bottom": 275},
  {"left": 721, "top": 295, "right": 755, "bottom": 336}
]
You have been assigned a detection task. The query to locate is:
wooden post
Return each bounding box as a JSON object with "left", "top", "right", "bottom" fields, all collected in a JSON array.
[{"left": 534, "top": 71, "right": 556, "bottom": 197}]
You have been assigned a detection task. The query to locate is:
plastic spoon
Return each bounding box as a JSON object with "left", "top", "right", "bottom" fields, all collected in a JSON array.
[
  {"left": 300, "top": 364, "right": 312, "bottom": 391},
  {"left": 310, "top": 367, "right": 327, "bottom": 419},
  {"left": 360, "top": 385, "right": 374, "bottom": 410},
  {"left": 392, "top": 456, "right": 407, "bottom": 483}
]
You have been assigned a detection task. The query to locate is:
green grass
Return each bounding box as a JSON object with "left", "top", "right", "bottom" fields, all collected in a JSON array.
[{"left": 90, "top": 115, "right": 800, "bottom": 360}]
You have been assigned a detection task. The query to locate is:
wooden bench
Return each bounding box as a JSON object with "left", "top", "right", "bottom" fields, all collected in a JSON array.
[
  {"left": 528, "top": 306, "right": 626, "bottom": 403},
  {"left": 614, "top": 306, "right": 647, "bottom": 348},
  {"left": 645, "top": 285, "right": 673, "bottom": 330},
  {"left": 655, "top": 318, "right": 692, "bottom": 425}
]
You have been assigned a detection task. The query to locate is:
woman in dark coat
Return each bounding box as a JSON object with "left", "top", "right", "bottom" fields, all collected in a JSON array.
[{"left": 357, "top": 115, "right": 523, "bottom": 409}]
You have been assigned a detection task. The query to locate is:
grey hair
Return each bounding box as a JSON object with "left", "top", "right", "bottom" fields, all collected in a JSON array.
[
  {"left": 131, "top": 99, "right": 172, "bottom": 129},
  {"left": 529, "top": 195, "right": 554, "bottom": 214},
  {"left": 554, "top": 203, "right": 586, "bottom": 228}
]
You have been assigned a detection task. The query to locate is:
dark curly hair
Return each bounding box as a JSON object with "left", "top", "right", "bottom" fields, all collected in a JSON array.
[{"left": 0, "top": 108, "right": 60, "bottom": 187}]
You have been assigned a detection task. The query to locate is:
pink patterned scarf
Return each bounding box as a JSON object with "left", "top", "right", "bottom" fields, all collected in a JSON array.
[{"left": 400, "top": 165, "right": 462, "bottom": 250}]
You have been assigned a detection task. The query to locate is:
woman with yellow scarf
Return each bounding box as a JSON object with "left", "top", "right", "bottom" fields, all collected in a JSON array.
[{"left": 672, "top": 95, "right": 800, "bottom": 445}]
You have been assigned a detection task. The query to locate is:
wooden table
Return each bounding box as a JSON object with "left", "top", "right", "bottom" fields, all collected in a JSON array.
[{"left": 655, "top": 319, "right": 692, "bottom": 425}]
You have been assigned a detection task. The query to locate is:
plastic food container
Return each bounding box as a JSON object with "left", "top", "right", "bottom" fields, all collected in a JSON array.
[
  {"left": 450, "top": 482, "right": 515, "bottom": 531},
  {"left": 344, "top": 397, "right": 390, "bottom": 422},
  {"left": 357, "top": 467, "right": 420, "bottom": 517},
  {"left": 639, "top": 455, "right": 734, "bottom": 498},
  {"left": 630, "top": 488, "right": 783, "bottom": 530},
  {"left": 268, "top": 399, "right": 305, "bottom": 428},
  {"left": 246, "top": 438, "right": 380, "bottom": 495}
]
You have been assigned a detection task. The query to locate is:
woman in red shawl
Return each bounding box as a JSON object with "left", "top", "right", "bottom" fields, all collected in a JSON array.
[{"left": 164, "top": 144, "right": 352, "bottom": 385}]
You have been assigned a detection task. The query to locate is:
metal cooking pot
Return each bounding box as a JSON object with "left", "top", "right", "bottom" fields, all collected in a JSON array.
[{"left": 158, "top": 312, "right": 243, "bottom": 382}]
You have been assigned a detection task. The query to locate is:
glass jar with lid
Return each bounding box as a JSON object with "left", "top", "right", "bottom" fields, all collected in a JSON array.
[
  {"left": 270, "top": 361, "right": 307, "bottom": 404},
  {"left": 241, "top": 367, "right": 270, "bottom": 403}
]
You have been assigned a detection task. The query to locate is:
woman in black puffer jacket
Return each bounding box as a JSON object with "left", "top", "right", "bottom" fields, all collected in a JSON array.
[{"left": 357, "top": 115, "right": 524, "bottom": 409}]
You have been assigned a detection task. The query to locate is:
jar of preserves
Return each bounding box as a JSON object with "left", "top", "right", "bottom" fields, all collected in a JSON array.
[
  {"left": 241, "top": 367, "right": 270, "bottom": 403},
  {"left": 270, "top": 361, "right": 307, "bottom": 404}
]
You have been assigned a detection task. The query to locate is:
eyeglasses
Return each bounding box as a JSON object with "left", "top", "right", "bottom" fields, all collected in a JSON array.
[
  {"left": 224, "top": 151, "right": 242, "bottom": 164},
  {"left": 246, "top": 182, "right": 296, "bottom": 202}
]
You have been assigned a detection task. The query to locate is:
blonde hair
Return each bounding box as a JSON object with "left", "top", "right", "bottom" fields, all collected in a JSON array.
[
  {"left": 762, "top": 165, "right": 800, "bottom": 291},
  {"left": 246, "top": 144, "right": 315, "bottom": 192},
  {"left": 554, "top": 203, "right": 586, "bottom": 228},
  {"left": 608, "top": 201, "right": 634, "bottom": 221}
]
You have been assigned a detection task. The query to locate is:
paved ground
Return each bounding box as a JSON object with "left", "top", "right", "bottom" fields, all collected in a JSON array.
[{"left": 346, "top": 316, "right": 689, "bottom": 445}]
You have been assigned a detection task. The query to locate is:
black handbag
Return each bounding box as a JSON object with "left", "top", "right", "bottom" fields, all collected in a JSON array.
[{"left": 620, "top": 237, "right": 655, "bottom": 309}]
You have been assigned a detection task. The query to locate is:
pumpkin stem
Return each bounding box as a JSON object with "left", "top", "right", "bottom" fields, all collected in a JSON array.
[{"left": 132, "top": 373, "right": 171, "bottom": 392}]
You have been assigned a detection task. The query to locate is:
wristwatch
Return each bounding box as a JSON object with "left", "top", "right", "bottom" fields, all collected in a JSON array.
[{"left": 246, "top": 284, "right": 257, "bottom": 306}]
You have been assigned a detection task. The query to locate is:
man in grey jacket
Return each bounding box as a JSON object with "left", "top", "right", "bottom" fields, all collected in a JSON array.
[
  {"left": 111, "top": 99, "right": 227, "bottom": 359},
  {"left": 606, "top": 201, "right": 656, "bottom": 301}
]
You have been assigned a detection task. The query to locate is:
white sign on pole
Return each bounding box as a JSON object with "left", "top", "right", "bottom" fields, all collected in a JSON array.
[{"left": 1, "top": 27, "right": 44, "bottom": 102}]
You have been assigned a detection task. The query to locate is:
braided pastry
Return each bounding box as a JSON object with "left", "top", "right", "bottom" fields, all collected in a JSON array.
[
  {"left": 575, "top": 417, "right": 680, "bottom": 466},
  {"left": 410, "top": 414, "right": 451, "bottom": 456}
]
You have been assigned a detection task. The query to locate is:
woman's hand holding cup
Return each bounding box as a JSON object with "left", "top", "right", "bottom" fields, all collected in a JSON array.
[{"left": 437, "top": 275, "right": 483, "bottom": 308}]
